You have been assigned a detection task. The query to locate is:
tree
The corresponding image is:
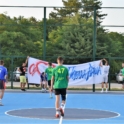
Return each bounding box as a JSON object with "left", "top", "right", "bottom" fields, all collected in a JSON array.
[
  {"left": 81, "top": 0, "right": 107, "bottom": 24},
  {"left": 50, "top": 0, "right": 81, "bottom": 19},
  {"left": 49, "top": 0, "right": 107, "bottom": 25},
  {"left": 96, "top": 28, "right": 110, "bottom": 56},
  {"left": 48, "top": 15, "right": 108, "bottom": 63},
  {"left": 0, "top": 31, "right": 43, "bottom": 69},
  {"left": 107, "top": 32, "right": 124, "bottom": 56}
]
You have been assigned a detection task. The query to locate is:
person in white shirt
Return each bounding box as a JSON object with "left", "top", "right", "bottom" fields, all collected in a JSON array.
[{"left": 100, "top": 59, "right": 110, "bottom": 93}]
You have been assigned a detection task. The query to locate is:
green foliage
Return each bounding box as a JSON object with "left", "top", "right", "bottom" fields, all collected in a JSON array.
[
  {"left": 0, "top": 0, "right": 124, "bottom": 77},
  {"left": 49, "top": 0, "right": 107, "bottom": 25},
  {"left": 0, "top": 31, "right": 41, "bottom": 56},
  {"left": 81, "top": 0, "right": 107, "bottom": 24},
  {"left": 0, "top": 14, "right": 44, "bottom": 71},
  {"left": 48, "top": 15, "right": 109, "bottom": 63},
  {"left": 0, "top": 31, "right": 42, "bottom": 70}
]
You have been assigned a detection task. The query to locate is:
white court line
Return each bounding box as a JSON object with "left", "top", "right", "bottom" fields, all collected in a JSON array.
[
  {"left": 59, "top": 94, "right": 68, "bottom": 124},
  {"left": 4, "top": 94, "right": 121, "bottom": 121}
]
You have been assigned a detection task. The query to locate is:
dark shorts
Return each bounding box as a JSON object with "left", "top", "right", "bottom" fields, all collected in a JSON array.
[
  {"left": 0, "top": 80, "right": 5, "bottom": 89},
  {"left": 54, "top": 88, "right": 66, "bottom": 95},
  {"left": 48, "top": 80, "right": 51, "bottom": 86}
]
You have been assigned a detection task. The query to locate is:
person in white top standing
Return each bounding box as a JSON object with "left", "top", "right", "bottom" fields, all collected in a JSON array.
[{"left": 100, "top": 59, "right": 110, "bottom": 93}]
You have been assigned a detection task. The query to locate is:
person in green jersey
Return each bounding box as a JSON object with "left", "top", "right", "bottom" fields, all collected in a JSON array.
[
  {"left": 45, "top": 62, "right": 53, "bottom": 98},
  {"left": 122, "top": 63, "right": 124, "bottom": 89},
  {"left": 51, "top": 57, "right": 69, "bottom": 118}
]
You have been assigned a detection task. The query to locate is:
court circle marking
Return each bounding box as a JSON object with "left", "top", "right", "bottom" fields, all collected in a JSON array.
[{"left": 5, "top": 108, "right": 120, "bottom": 120}]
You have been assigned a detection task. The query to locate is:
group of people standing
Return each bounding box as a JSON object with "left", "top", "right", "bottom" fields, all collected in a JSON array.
[
  {"left": 17, "top": 56, "right": 69, "bottom": 118},
  {"left": 1, "top": 57, "right": 124, "bottom": 118},
  {"left": 0, "top": 56, "right": 69, "bottom": 118}
]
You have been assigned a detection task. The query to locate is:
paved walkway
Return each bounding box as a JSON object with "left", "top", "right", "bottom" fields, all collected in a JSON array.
[{"left": 6, "top": 81, "right": 123, "bottom": 89}]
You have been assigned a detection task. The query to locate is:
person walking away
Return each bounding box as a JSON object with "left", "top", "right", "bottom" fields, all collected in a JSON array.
[
  {"left": 18, "top": 56, "right": 29, "bottom": 91},
  {"left": 0, "top": 60, "right": 8, "bottom": 106},
  {"left": 100, "top": 59, "right": 110, "bottom": 93},
  {"left": 51, "top": 57, "right": 69, "bottom": 118},
  {"left": 45, "top": 62, "right": 53, "bottom": 98}
]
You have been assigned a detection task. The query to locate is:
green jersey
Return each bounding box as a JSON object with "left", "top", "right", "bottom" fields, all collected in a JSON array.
[
  {"left": 45, "top": 67, "right": 53, "bottom": 80},
  {"left": 122, "top": 68, "right": 124, "bottom": 76},
  {"left": 52, "top": 65, "right": 69, "bottom": 89}
]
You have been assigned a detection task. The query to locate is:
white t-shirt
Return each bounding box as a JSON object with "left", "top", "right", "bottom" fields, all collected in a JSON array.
[{"left": 102, "top": 65, "right": 110, "bottom": 76}]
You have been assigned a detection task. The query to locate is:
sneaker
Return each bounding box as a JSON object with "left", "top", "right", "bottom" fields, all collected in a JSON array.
[
  {"left": 41, "top": 89, "right": 44, "bottom": 92},
  {"left": 44, "top": 89, "right": 47, "bottom": 93},
  {"left": 23, "top": 89, "right": 26, "bottom": 91},
  {"left": 55, "top": 113, "right": 60, "bottom": 118},
  {"left": 61, "top": 103, "right": 65, "bottom": 109},
  {"left": 0, "top": 102, "right": 3, "bottom": 106},
  {"left": 106, "top": 90, "right": 108, "bottom": 93},
  {"left": 101, "top": 90, "right": 103, "bottom": 93},
  {"left": 60, "top": 108, "right": 64, "bottom": 117},
  {"left": 50, "top": 96, "right": 53, "bottom": 98},
  {"left": 21, "top": 89, "right": 26, "bottom": 91}
]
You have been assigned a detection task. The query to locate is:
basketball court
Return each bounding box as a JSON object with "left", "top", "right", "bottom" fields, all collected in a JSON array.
[{"left": 0, "top": 90, "right": 124, "bottom": 124}]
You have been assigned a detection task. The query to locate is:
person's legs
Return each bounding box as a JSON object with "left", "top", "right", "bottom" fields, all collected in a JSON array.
[
  {"left": 0, "top": 89, "right": 5, "bottom": 99},
  {"left": 61, "top": 89, "right": 66, "bottom": 106},
  {"left": 23, "top": 76, "right": 27, "bottom": 91},
  {"left": 0, "top": 80, "right": 5, "bottom": 106},
  {"left": 41, "top": 82, "right": 44, "bottom": 92},
  {"left": 0, "top": 89, "right": 5, "bottom": 106},
  {"left": 101, "top": 76, "right": 105, "bottom": 92},
  {"left": 60, "top": 89, "right": 66, "bottom": 116},
  {"left": 105, "top": 83, "right": 108, "bottom": 92},
  {"left": 49, "top": 87, "right": 52, "bottom": 97},
  {"left": 20, "top": 76, "right": 23, "bottom": 90},
  {"left": 20, "top": 83, "right": 23, "bottom": 89},
  {"left": 22, "top": 83, "right": 26, "bottom": 91},
  {"left": 55, "top": 95, "right": 60, "bottom": 109},
  {"left": 101, "top": 82, "right": 104, "bottom": 92},
  {"left": 48, "top": 80, "right": 52, "bottom": 98},
  {"left": 105, "top": 76, "right": 108, "bottom": 92},
  {"left": 20, "top": 76, "right": 26, "bottom": 91},
  {"left": 55, "top": 95, "right": 60, "bottom": 117},
  {"left": 44, "top": 81, "right": 47, "bottom": 91},
  {"left": 54, "top": 89, "right": 60, "bottom": 118}
]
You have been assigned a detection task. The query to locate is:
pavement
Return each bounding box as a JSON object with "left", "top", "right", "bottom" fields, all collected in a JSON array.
[{"left": 6, "top": 81, "right": 124, "bottom": 90}]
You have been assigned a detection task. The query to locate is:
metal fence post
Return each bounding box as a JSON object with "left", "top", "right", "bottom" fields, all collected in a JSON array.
[
  {"left": 93, "top": 7, "right": 97, "bottom": 92},
  {"left": 27, "top": 83, "right": 29, "bottom": 89},
  {"left": 11, "top": 56, "right": 14, "bottom": 89},
  {"left": 108, "top": 57, "right": 111, "bottom": 91},
  {"left": 43, "top": 7, "right": 47, "bottom": 60},
  {"left": 0, "top": 44, "right": 1, "bottom": 60}
]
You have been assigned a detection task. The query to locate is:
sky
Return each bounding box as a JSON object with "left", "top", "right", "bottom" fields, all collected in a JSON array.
[{"left": 0, "top": 0, "right": 124, "bottom": 32}]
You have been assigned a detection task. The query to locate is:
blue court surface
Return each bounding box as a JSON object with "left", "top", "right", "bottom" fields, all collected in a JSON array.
[{"left": 0, "top": 91, "right": 124, "bottom": 124}]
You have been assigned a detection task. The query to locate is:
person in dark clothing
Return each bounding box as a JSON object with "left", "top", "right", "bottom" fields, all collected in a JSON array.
[
  {"left": 40, "top": 72, "right": 47, "bottom": 92},
  {"left": 18, "top": 56, "right": 29, "bottom": 91}
]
